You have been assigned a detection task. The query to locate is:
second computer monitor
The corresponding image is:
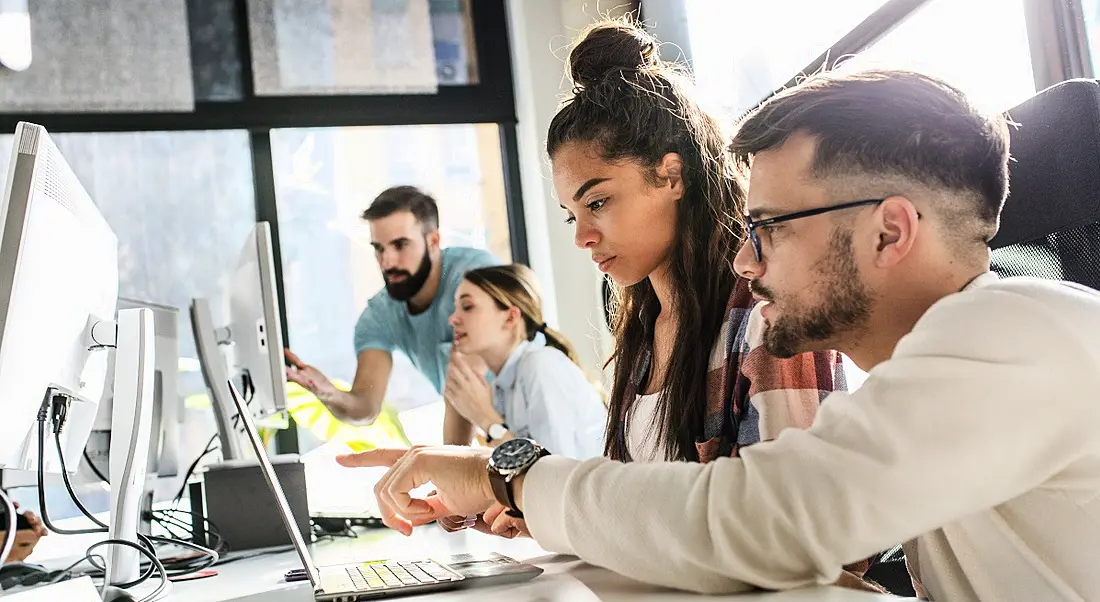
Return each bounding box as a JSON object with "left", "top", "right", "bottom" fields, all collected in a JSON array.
[
  {"left": 227, "top": 221, "right": 288, "bottom": 417},
  {"left": 89, "top": 298, "right": 182, "bottom": 483}
]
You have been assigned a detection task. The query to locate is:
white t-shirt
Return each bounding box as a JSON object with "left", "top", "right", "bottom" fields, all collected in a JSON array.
[{"left": 626, "top": 392, "right": 667, "bottom": 462}]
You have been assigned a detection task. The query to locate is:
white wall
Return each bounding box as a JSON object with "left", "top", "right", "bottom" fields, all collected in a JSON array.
[{"left": 505, "top": 0, "right": 631, "bottom": 379}]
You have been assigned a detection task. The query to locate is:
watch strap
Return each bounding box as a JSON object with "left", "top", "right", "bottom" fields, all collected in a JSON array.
[
  {"left": 489, "top": 467, "right": 511, "bottom": 509},
  {"left": 504, "top": 448, "right": 550, "bottom": 518}
]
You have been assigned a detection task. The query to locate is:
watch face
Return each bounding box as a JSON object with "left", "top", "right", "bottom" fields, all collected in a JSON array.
[
  {"left": 487, "top": 423, "right": 508, "bottom": 440},
  {"left": 491, "top": 438, "right": 537, "bottom": 471}
]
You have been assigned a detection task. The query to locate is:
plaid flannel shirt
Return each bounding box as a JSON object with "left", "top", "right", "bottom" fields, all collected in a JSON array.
[{"left": 613, "top": 277, "right": 847, "bottom": 462}]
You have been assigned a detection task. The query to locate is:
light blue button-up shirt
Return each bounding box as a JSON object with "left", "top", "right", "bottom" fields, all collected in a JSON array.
[{"left": 492, "top": 337, "right": 606, "bottom": 459}]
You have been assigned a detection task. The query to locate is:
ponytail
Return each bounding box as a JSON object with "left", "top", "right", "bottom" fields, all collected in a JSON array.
[{"left": 537, "top": 323, "right": 581, "bottom": 368}]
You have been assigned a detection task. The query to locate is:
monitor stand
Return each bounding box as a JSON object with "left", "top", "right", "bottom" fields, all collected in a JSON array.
[
  {"left": 100, "top": 308, "right": 156, "bottom": 586},
  {"left": 190, "top": 297, "right": 243, "bottom": 461}
]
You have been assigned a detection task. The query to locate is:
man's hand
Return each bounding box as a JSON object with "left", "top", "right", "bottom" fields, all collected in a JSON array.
[
  {"left": 435, "top": 504, "right": 530, "bottom": 539},
  {"left": 2, "top": 504, "right": 47, "bottom": 563},
  {"left": 337, "top": 446, "right": 497, "bottom": 536},
  {"left": 443, "top": 353, "right": 500, "bottom": 432},
  {"left": 286, "top": 348, "right": 364, "bottom": 422},
  {"left": 477, "top": 504, "right": 531, "bottom": 539},
  {"left": 285, "top": 349, "right": 341, "bottom": 399},
  {"left": 14, "top": 505, "right": 45, "bottom": 538}
]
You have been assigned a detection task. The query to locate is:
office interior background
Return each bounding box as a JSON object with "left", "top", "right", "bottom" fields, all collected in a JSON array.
[{"left": 0, "top": 0, "right": 1096, "bottom": 501}]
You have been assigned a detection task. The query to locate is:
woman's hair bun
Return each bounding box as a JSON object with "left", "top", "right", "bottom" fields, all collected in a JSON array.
[{"left": 568, "top": 19, "right": 661, "bottom": 90}]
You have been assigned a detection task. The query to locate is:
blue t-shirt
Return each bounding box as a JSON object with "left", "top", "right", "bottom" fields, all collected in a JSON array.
[{"left": 353, "top": 246, "right": 501, "bottom": 393}]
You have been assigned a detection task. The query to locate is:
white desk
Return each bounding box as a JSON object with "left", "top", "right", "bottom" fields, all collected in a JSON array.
[{"left": 149, "top": 526, "right": 903, "bottom": 602}]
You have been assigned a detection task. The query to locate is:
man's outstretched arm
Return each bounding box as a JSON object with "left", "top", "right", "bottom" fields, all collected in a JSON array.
[{"left": 287, "top": 348, "right": 392, "bottom": 425}]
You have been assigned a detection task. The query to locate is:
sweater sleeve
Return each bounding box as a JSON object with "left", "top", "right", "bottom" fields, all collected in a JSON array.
[{"left": 522, "top": 285, "right": 1100, "bottom": 594}]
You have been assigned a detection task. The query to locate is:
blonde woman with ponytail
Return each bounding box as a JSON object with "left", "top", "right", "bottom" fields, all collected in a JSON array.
[{"left": 444, "top": 263, "right": 605, "bottom": 459}]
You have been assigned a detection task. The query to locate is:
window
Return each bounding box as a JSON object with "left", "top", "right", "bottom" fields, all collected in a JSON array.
[
  {"left": 247, "top": 0, "right": 478, "bottom": 96},
  {"left": 1081, "top": 0, "right": 1100, "bottom": 75},
  {"left": 270, "top": 124, "right": 511, "bottom": 439},
  {"left": 837, "top": 0, "right": 1036, "bottom": 114},
  {"left": 187, "top": 0, "right": 247, "bottom": 102},
  {"left": 684, "top": 0, "right": 892, "bottom": 117},
  {"left": 0, "top": 130, "right": 256, "bottom": 460}
]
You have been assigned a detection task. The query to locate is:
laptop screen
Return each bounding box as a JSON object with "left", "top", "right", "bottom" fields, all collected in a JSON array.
[{"left": 227, "top": 380, "right": 320, "bottom": 587}]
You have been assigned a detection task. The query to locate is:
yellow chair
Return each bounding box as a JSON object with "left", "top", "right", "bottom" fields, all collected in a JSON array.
[
  {"left": 285, "top": 380, "right": 411, "bottom": 452},
  {"left": 183, "top": 381, "right": 411, "bottom": 452}
]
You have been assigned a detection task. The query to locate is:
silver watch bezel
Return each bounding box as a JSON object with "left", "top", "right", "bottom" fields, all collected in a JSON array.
[{"left": 488, "top": 438, "right": 541, "bottom": 482}]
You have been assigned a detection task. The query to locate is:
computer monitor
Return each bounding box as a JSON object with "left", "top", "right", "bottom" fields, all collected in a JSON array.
[
  {"left": 227, "top": 221, "right": 289, "bottom": 417},
  {"left": 191, "top": 221, "right": 288, "bottom": 460},
  {"left": 0, "top": 122, "right": 117, "bottom": 473},
  {"left": 0, "top": 122, "right": 156, "bottom": 585}
]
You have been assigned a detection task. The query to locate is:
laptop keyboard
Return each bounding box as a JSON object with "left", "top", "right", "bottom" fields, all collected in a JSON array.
[{"left": 346, "top": 560, "right": 459, "bottom": 591}]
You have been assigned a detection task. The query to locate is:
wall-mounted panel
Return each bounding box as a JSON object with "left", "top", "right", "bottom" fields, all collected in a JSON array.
[{"left": 0, "top": 0, "right": 195, "bottom": 112}]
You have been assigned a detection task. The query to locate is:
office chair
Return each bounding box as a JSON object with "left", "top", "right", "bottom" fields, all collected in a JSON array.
[{"left": 990, "top": 78, "right": 1100, "bottom": 288}]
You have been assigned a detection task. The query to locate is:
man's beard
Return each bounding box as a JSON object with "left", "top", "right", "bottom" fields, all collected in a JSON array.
[
  {"left": 755, "top": 228, "right": 872, "bottom": 358},
  {"left": 384, "top": 248, "right": 432, "bottom": 302}
]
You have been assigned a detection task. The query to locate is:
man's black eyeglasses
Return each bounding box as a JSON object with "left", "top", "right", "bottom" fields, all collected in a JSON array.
[{"left": 744, "top": 199, "right": 884, "bottom": 262}]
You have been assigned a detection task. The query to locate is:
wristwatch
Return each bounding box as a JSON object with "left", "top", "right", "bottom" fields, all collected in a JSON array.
[
  {"left": 485, "top": 422, "right": 509, "bottom": 443},
  {"left": 486, "top": 438, "right": 549, "bottom": 518}
]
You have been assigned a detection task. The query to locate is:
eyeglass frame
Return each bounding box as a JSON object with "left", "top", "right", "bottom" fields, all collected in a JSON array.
[{"left": 743, "top": 199, "right": 885, "bottom": 262}]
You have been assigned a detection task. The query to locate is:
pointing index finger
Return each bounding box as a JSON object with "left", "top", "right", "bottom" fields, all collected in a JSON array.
[{"left": 336, "top": 449, "right": 408, "bottom": 468}]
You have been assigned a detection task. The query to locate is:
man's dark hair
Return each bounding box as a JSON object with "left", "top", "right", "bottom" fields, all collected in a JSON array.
[
  {"left": 730, "top": 69, "right": 1011, "bottom": 243},
  {"left": 361, "top": 185, "right": 439, "bottom": 231}
]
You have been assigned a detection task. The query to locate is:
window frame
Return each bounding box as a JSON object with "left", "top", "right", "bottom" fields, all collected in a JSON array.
[
  {"left": 0, "top": 0, "right": 528, "bottom": 452},
  {"left": 743, "top": 0, "right": 1094, "bottom": 119}
]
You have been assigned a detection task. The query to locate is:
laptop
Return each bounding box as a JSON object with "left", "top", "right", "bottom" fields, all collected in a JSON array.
[{"left": 227, "top": 381, "right": 544, "bottom": 601}]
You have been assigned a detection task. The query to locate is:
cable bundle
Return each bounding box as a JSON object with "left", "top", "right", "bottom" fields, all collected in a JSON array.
[{"left": 11, "top": 389, "right": 221, "bottom": 601}]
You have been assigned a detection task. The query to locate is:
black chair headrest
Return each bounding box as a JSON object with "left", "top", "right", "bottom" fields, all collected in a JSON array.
[{"left": 992, "top": 79, "right": 1100, "bottom": 250}]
